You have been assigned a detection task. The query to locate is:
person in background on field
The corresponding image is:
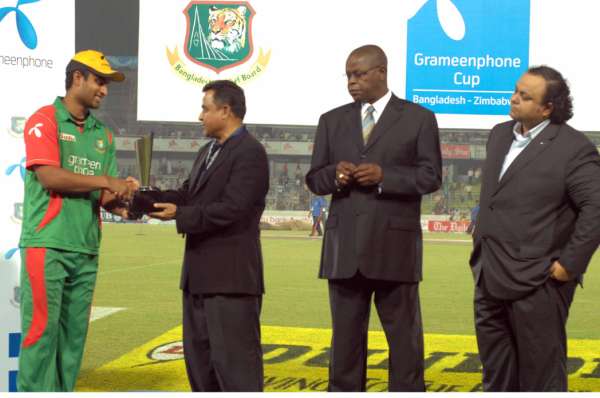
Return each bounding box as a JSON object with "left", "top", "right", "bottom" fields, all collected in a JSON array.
[
  {"left": 309, "top": 195, "right": 327, "bottom": 236},
  {"left": 466, "top": 201, "right": 479, "bottom": 235}
]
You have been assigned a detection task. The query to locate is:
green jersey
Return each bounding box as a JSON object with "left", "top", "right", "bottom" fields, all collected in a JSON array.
[{"left": 19, "top": 97, "right": 118, "bottom": 254}]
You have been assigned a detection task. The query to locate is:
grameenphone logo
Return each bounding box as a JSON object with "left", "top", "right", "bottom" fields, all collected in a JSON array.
[
  {"left": 5, "top": 157, "right": 26, "bottom": 182},
  {"left": 0, "top": 0, "right": 40, "bottom": 49}
]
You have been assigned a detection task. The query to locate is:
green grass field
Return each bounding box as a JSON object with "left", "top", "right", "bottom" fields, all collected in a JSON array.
[{"left": 77, "top": 223, "right": 600, "bottom": 391}]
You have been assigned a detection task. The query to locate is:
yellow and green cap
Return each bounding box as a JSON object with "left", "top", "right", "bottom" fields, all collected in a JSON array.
[{"left": 66, "top": 49, "right": 125, "bottom": 82}]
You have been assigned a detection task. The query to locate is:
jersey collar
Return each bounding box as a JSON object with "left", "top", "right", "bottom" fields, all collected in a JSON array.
[{"left": 54, "top": 97, "right": 102, "bottom": 129}]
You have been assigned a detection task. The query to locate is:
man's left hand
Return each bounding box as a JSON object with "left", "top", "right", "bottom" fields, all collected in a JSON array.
[
  {"left": 550, "top": 260, "right": 571, "bottom": 282},
  {"left": 352, "top": 163, "right": 383, "bottom": 186},
  {"left": 149, "top": 203, "right": 177, "bottom": 220}
]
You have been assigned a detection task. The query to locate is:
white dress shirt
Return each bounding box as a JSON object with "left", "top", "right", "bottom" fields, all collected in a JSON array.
[{"left": 499, "top": 119, "right": 551, "bottom": 180}]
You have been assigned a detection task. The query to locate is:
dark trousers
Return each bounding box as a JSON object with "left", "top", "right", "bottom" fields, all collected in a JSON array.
[
  {"left": 311, "top": 215, "right": 323, "bottom": 235},
  {"left": 474, "top": 275, "right": 577, "bottom": 391},
  {"left": 327, "top": 272, "right": 425, "bottom": 392},
  {"left": 182, "top": 291, "right": 263, "bottom": 392}
]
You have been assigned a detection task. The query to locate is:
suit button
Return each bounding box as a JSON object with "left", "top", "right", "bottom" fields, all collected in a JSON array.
[{"left": 489, "top": 206, "right": 494, "bottom": 211}]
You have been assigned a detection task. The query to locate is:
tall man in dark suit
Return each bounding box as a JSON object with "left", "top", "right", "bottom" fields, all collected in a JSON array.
[
  {"left": 471, "top": 66, "right": 600, "bottom": 391},
  {"left": 149, "top": 80, "right": 269, "bottom": 392},
  {"left": 306, "top": 45, "right": 442, "bottom": 392}
]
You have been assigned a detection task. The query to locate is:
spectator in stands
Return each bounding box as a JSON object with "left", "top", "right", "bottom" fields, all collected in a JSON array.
[
  {"left": 467, "top": 167, "right": 474, "bottom": 184},
  {"left": 465, "top": 183, "right": 473, "bottom": 201},
  {"left": 474, "top": 167, "right": 482, "bottom": 182}
]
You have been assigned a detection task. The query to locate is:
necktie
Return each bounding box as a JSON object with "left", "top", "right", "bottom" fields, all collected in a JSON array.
[
  {"left": 362, "top": 105, "right": 375, "bottom": 143},
  {"left": 190, "top": 141, "right": 221, "bottom": 190},
  {"left": 205, "top": 141, "right": 221, "bottom": 169}
]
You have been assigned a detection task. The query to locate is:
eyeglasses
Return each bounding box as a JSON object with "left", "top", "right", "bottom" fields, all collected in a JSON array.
[{"left": 345, "top": 65, "right": 383, "bottom": 80}]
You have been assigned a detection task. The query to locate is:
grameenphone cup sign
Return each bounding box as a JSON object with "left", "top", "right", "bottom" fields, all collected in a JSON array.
[{"left": 406, "top": 0, "right": 530, "bottom": 115}]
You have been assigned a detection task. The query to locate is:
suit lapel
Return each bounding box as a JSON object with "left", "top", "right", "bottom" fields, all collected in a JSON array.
[
  {"left": 484, "top": 125, "right": 514, "bottom": 196},
  {"left": 343, "top": 102, "right": 364, "bottom": 152},
  {"left": 191, "top": 132, "right": 246, "bottom": 196},
  {"left": 364, "top": 95, "right": 404, "bottom": 152},
  {"left": 494, "top": 123, "right": 559, "bottom": 195},
  {"left": 187, "top": 144, "right": 211, "bottom": 193}
]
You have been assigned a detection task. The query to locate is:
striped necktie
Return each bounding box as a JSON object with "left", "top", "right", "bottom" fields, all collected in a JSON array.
[{"left": 362, "top": 105, "right": 375, "bottom": 143}]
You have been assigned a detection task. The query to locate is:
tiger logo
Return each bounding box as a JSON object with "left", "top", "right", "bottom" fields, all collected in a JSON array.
[{"left": 208, "top": 6, "right": 247, "bottom": 54}]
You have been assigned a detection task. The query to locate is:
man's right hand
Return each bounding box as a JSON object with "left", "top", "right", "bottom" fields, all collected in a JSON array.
[
  {"left": 106, "top": 176, "right": 138, "bottom": 201},
  {"left": 336, "top": 161, "right": 357, "bottom": 187}
]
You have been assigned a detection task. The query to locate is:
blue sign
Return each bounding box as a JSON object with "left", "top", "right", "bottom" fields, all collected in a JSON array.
[
  {"left": 4, "top": 157, "right": 26, "bottom": 182},
  {"left": 8, "top": 333, "right": 20, "bottom": 358},
  {"left": 7, "top": 333, "right": 20, "bottom": 392},
  {"left": 0, "top": 0, "right": 40, "bottom": 50},
  {"left": 406, "top": 0, "right": 530, "bottom": 115},
  {"left": 8, "top": 371, "right": 17, "bottom": 392}
]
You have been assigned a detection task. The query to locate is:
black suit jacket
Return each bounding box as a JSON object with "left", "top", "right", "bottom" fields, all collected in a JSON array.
[
  {"left": 162, "top": 128, "right": 269, "bottom": 295},
  {"left": 471, "top": 120, "right": 600, "bottom": 299},
  {"left": 306, "top": 95, "right": 442, "bottom": 282}
]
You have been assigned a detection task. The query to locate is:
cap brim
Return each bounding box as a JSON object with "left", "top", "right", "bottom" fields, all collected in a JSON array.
[
  {"left": 97, "top": 71, "right": 125, "bottom": 82},
  {"left": 66, "top": 60, "right": 125, "bottom": 82}
]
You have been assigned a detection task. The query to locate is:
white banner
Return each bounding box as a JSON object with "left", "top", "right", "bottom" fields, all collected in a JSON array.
[
  {"left": 138, "top": 0, "right": 600, "bottom": 131},
  {"left": 0, "top": 0, "right": 74, "bottom": 391}
]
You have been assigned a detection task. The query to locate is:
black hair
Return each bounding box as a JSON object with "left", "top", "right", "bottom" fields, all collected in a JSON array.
[
  {"left": 527, "top": 65, "right": 573, "bottom": 123},
  {"left": 65, "top": 68, "right": 90, "bottom": 90},
  {"left": 203, "top": 80, "right": 246, "bottom": 120}
]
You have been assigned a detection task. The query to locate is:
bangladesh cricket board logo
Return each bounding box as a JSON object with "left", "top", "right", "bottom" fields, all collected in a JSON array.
[
  {"left": 166, "top": 1, "right": 270, "bottom": 86},
  {"left": 7, "top": 116, "right": 26, "bottom": 138},
  {"left": 185, "top": 2, "right": 254, "bottom": 72}
]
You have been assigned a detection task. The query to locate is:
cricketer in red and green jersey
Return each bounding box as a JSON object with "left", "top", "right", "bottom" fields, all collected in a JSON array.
[{"left": 18, "top": 97, "right": 119, "bottom": 391}]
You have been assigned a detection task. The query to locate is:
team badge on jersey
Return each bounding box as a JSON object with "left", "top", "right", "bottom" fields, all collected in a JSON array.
[{"left": 95, "top": 138, "right": 106, "bottom": 153}]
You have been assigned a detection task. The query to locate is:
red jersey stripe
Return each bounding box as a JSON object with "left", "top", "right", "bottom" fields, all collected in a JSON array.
[
  {"left": 35, "top": 192, "right": 63, "bottom": 232},
  {"left": 23, "top": 248, "right": 48, "bottom": 348}
]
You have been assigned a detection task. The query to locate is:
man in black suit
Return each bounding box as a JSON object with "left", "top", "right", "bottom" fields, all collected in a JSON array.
[
  {"left": 305, "top": 45, "right": 442, "bottom": 392},
  {"left": 149, "top": 80, "right": 269, "bottom": 392},
  {"left": 471, "top": 66, "right": 600, "bottom": 391}
]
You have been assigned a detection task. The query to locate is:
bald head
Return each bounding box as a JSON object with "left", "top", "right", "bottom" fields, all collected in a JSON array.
[
  {"left": 348, "top": 45, "right": 388, "bottom": 68},
  {"left": 346, "top": 45, "right": 388, "bottom": 103}
]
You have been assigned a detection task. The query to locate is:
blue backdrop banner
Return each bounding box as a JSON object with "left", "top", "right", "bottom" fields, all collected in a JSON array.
[{"left": 406, "top": 0, "right": 530, "bottom": 115}]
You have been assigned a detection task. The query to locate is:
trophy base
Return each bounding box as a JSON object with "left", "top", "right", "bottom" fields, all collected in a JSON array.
[{"left": 129, "top": 187, "right": 163, "bottom": 219}]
